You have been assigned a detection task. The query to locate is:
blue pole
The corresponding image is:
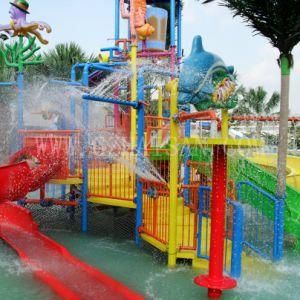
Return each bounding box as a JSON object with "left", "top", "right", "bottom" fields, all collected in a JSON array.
[
  {"left": 81, "top": 64, "right": 90, "bottom": 232},
  {"left": 197, "top": 187, "right": 205, "bottom": 258},
  {"left": 230, "top": 202, "right": 244, "bottom": 278},
  {"left": 115, "top": 0, "right": 120, "bottom": 41},
  {"left": 177, "top": 2, "right": 182, "bottom": 58},
  {"left": 170, "top": 0, "right": 176, "bottom": 46},
  {"left": 135, "top": 74, "right": 145, "bottom": 245},
  {"left": 276, "top": 198, "right": 285, "bottom": 260},
  {"left": 70, "top": 68, "right": 77, "bottom": 130},
  {"left": 17, "top": 72, "right": 24, "bottom": 148},
  {"left": 82, "top": 94, "right": 138, "bottom": 108},
  {"left": 273, "top": 198, "right": 285, "bottom": 261}
]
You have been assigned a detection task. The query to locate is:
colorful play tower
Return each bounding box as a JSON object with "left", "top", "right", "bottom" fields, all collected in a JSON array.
[{"left": 0, "top": 0, "right": 289, "bottom": 299}]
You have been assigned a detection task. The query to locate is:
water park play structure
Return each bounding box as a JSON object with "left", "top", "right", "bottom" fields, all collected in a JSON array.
[{"left": 0, "top": 0, "right": 299, "bottom": 299}]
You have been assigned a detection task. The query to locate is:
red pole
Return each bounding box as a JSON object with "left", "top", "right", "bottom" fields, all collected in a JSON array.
[
  {"left": 194, "top": 145, "right": 236, "bottom": 297},
  {"left": 40, "top": 184, "right": 45, "bottom": 199}
]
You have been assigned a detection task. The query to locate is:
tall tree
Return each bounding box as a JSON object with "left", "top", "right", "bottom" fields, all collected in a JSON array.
[{"left": 202, "top": 0, "right": 300, "bottom": 198}]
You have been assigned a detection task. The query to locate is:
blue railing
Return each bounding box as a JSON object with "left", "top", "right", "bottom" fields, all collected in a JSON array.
[
  {"left": 197, "top": 186, "right": 244, "bottom": 278},
  {"left": 237, "top": 181, "right": 284, "bottom": 261}
]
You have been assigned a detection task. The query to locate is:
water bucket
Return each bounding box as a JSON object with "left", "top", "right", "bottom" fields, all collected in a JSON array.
[{"left": 138, "top": 6, "right": 168, "bottom": 51}]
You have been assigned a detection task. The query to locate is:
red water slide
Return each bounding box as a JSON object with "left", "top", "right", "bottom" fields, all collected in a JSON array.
[
  {"left": 0, "top": 146, "right": 143, "bottom": 299},
  {"left": 0, "top": 144, "right": 64, "bottom": 202},
  {"left": 0, "top": 203, "right": 143, "bottom": 300}
]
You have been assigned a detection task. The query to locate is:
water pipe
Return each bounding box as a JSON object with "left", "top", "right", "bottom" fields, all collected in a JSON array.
[
  {"left": 0, "top": 81, "right": 17, "bottom": 86},
  {"left": 100, "top": 46, "right": 123, "bottom": 60},
  {"left": 81, "top": 63, "right": 91, "bottom": 232},
  {"left": 135, "top": 73, "right": 145, "bottom": 245},
  {"left": 115, "top": 0, "right": 120, "bottom": 41},
  {"left": 82, "top": 94, "right": 139, "bottom": 108},
  {"left": 177, "top": 2, "right": 182, "bottom": 58}
]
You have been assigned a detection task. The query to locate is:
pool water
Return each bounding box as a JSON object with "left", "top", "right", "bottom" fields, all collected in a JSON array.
[{"left": 0, "top": 228, "right": 299, "bottom": 300}]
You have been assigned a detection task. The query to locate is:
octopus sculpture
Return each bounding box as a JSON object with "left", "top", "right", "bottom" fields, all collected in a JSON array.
[
  {"left": 0, "top": 1, "right": 51, "bottom": 45},
  {"left": 121, "top": 0, "right": 155, "bottom": 43}
]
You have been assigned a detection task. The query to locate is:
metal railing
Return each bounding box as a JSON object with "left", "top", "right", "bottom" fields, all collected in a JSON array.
[
  {"left": 237, "top": 181, "right": 284, "bottom": 261},
  {"left": 197, "top": 186, "right": 244, "bottom": 278}
]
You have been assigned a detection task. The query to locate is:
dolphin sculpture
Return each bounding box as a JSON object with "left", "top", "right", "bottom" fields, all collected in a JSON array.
[{"left": 178, "top": 35, "right": 237, "bottom": 111}]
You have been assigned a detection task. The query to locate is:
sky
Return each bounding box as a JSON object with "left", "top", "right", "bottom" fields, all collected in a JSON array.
[{"left": 0, "top": 0, "right": 299, "bottom": 114}]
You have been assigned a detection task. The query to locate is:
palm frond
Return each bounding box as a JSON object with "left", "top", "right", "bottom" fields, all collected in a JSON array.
[{"left": 202, "top": 0, "right": 300, "bottom": 66}]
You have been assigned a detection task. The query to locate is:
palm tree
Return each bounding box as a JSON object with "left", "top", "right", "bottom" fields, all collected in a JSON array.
[
  {"left": 202, "top": 0, "right": 300, "bottom": 199},
  {"left": 42, "top": 42, "right": 95, "bottom": 80},
  {"left": 233, "top": 86, "right": 280, "bottom": 137}
]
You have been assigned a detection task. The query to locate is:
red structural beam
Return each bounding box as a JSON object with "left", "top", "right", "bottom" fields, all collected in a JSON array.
[
  {"left": 19, "top": 130, "right": 81, "bottom": 135},
  {"left": 25, "top": 199, "right": 78, "bottom": 207},
  {"left": 231, "top": 116, "right": 300, "bottom": 122},
  {"left": 177, "top": 110, "right": 219, "bottom": 122}
]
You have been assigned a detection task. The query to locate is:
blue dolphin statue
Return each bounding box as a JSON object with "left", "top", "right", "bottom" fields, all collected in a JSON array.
[{"left": 178, "top": 35, "right": 237, "bottom": 111}]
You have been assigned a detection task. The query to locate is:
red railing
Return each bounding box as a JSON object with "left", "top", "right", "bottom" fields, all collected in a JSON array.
[{"left": 140, "top": 180, "right": 170, "bottom": 244}]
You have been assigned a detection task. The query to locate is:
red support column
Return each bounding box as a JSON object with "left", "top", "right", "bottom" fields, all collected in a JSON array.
[
  {"left": 194, "top": 145, "right": 236, "bottom": 298},
  {"left": 40, "top": 184, "right": 46, "bottom": 200}
]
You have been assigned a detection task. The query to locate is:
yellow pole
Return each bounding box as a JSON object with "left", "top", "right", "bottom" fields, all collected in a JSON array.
[
  {"left": 130, "top": 45, "right": 137, "bottom": 148},
  {"left": 221, "top": 109, "right": 229, "bottom": 139},
  {"left": 167, "top": 79, "right": 179, "bottom": 267},
  {"left": 157, "top": 87, "right": 163, "bottom": 146}
]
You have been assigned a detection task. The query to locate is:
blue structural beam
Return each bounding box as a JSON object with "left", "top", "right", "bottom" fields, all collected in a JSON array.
[
  {"left": 230, "top": 200, "right": 244, "bottom": 278},
  {"left": 135, "top": 74, "right": 146, "bottom": 245},
  {"left": 170, "top": 0, "right": 176, "bottom": 46},
  {"left": 81, "top": 64, "right": 90, "bottom": 233},
  {"left": 82, "top": 94, "right": 139, "bottom": 108},
  {"left": 177, "top": 2, "right": 182, "bottom": 57},
  {"left": 0, "top": 81, "right": 17, "bottom": 86},
  {"left": 115, "top": 0, "right": 120, "bottom": 41},
  {"left": 100, "top": 46, "right": 123, "bottom": 60}
]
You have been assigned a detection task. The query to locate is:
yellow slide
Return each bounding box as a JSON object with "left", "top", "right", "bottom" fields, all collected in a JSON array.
[{"left": 248, "top": 153, "right": 300, "bottom": 191}]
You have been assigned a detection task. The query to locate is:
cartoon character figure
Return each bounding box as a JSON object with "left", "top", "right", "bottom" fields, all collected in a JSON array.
[
  {"left": 121, "top": 0, "right": 155, "bottom": 43},
  {"left": 178, "top": 36, "right": 237, "bottom": 111},
  {"left": 0, "top": 0, "right": 51, "bottom": 44}
]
